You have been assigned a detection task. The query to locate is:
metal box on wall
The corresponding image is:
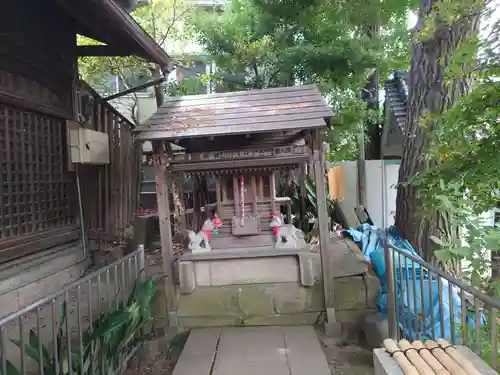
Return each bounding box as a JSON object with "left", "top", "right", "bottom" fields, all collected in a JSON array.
[{"left": 69, "top": 127, "right": 110, "bottom": 165}]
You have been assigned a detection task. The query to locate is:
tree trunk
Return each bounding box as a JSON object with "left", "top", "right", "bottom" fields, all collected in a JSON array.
[
  {"left": 394, "top": 0, "right": 479, "bottom": 272},
  {"left": 150, "top": 63, "right": 165, "bottom": 108},
  {"left": 363, "top": 71, "right": 382, "bottom": 160}
]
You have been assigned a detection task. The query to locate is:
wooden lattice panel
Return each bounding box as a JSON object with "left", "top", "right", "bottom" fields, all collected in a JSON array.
[{"left": 0, "top": 104, "right": 74, "bottom": 240}]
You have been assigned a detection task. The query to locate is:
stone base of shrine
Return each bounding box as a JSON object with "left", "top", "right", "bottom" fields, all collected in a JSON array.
[{"left": 164, "top": 240, "right": 380, "bottom": 330}]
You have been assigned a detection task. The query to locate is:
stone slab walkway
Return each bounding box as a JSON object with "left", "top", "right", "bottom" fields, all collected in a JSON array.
[{"left": 172, "top": 326, "right": 331, "bottom": 375}]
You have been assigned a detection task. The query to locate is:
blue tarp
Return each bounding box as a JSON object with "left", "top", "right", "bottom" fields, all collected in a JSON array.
[{"left": 343, "top": 224, "right": 484, "bottom": 342}]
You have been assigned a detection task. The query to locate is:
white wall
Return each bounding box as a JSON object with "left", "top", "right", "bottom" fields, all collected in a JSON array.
[
  {"left": 336, "top": 160, "right": 400, "bottom": 229},
  {"left": 337, "top": 160, "right": 496, "bottom": 232},
  {"left": 136, "top": 94, "right": 159, "bottom": 123},
  {"left": 364, "top": 160, "right": 400, "bottom": 228}
]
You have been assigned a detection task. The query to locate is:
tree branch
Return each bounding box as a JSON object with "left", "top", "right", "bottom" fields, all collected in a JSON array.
[
  {"left": 158, "top": 0, "right": 191, "bottom": 48},
  {"left": 267, "top": 68, "right": 281, "bottom": 87},
  {"left": 252, "top": 58, "right": 262, "bottom": 88}
]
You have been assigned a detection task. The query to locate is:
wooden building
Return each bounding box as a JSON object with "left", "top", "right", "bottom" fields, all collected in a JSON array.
[
  {"left": 135, "top": 85, "right": 340, "bottom": 331},
  {"left": 0, "top": 0, "right": 171, "bottom": 316}
]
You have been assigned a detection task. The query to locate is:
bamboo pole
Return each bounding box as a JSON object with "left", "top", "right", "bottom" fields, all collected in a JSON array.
[
  {"left": 424, "top": 341, "right": 467, "bottom": 375},
  {"left": 397, "top": 340, "right": 436, "bottom": 375},
  {"left": 436, "top": 339, "right": 482, "bottom": 375},
  {"left": 411, "top": 341, "right": 450, "bottom": 375},
  {"left": 383, "top": 339, "right": 420, "bottom": 375}
]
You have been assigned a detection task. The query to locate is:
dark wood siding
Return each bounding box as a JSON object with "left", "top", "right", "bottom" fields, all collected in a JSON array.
[
  {"left": 0, "top": 103, "right": 79, "bottom": 262},
  {"left": 0, "top": 0, "right": 76, "bottom": 117}
]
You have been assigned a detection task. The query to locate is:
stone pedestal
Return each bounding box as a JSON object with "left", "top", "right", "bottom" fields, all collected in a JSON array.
[
  {"left": 176, "top": 249, "right": 324, "bottom": 327},
  {"left": 173, "top": 237, "right": 380, "bottom": 332}
]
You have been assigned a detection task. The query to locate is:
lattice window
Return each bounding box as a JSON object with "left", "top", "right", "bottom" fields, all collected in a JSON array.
[{"left": 0, "top": 104, "right": 74, "bottom": 240}]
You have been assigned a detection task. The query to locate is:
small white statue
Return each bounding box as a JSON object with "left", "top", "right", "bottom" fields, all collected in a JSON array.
[
  {"left": 270, "top": 214, "right": 307, "bottom": 249},
  {"left": 187, "top": 216, "right": 221, "bottom": 253}
]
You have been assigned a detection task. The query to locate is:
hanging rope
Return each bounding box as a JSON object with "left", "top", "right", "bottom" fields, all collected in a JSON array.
[{"left": 240, "top": 175, "right": 245, "bottom": 226}]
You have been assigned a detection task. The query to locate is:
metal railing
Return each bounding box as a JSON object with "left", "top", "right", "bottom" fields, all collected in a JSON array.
[
  {"left": 0, "top": 246, "right": 145, "bottom": 375},
  {"left": 385, "top": 243, "right": 500, "bottom": 370}
]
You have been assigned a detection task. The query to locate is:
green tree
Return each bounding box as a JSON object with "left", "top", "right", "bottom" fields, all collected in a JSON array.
[
  {"left": 394, "top": 0, "right": 495, "bottom": 278},
  {"left": 78, "top": 0, "right": 191, "bottom": 122},
  {"left": 187, "top": 0, "right": 416, "bottom": 161},
  {"left": 78, "top": 0, "right": 196, "bottom": 236}
]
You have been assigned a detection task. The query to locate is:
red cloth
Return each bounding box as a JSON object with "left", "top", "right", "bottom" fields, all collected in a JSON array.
[
  {"left": 212, "top": 215, "right": 222, "bottom": 228},
  {"left": 200, "top": 228, "right": 212, "bottom": 241},
  {"left": 272, "top": 226, "right": 279, "bottom": 236}
]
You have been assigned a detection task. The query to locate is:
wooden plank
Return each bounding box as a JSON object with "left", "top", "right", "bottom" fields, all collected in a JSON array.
[
  {"left": 113, "top": 115, "right": 120, "bottom": 236},
  {"left": 215, "top": 178, "right": 222, "bottom": 214},
  {"left": 233, "top": 175, "right": 239, "bottom": 219},
  {"left": 0, "top": 230, "right": 80, "bottom": 264},
  {"left": 119, "top": 120, "right": 125, "bottom": 233},
  {"left": 156, "top": 84, "right": 320, "bottom": 104},
  {"left": 154, "top": 98, "right": 325, "bottom": 117},
  {"left": 258, "top": 176, "right": 264, "bottom": 199},
  {"left": 299, "top": 162, "right": 307, "bottom": 231},
  {"left": 251, "top": 176, "right": 257, "bottom": 215},
  {"left": 167, "top": 145, "right": 307, "bottom": 163},
  {"left": 283, "top": 326, "right": 331, "bottom": 375},
  {"left": 221, "top": 178, "right": 228, "bottom": 202},
  {"left": 153, "top": 141, "right": 178, "bottom": 323},
  {"left": 135, "top": 118, "right": 327, "bottom": 141},
  {"left": 143, "top": 102, "right": 330, "bottom": 127},
  {"left": 0, "top": 89, "right": 72, "bottom": 120},
  {"left": 97, "top": 103, "right": 104, "bottom": 231},
  {"left": 15, "top": 112, "right": 21, "bottom": 233},
  {"left": 0, "top": 225, "right": 80, "bottom": 250},
  {"left": 147, "top": 103, "right": 332, "bottom": 124},
  {"left": 270, "top": 173, "right": 276, "bottom": 213},
  {"left": 104, "top": 110, "right": 112, "bottom": 234},
  {"left": 312, "top": 129, "right": 336, "bottom": 318},
  {"left": 79, "top": 81, "right": 133, "bottom": 124},
  {"left": 170, "top": 156, "right": 308, "bottom": 173},
  {"left": 172, "top": 328, "right": 222, "bottom": 375}
]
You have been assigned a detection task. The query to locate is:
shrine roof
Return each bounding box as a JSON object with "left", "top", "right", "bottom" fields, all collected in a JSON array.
[{"left": 133, "top": 84, "right": 333, "bottom": 141}]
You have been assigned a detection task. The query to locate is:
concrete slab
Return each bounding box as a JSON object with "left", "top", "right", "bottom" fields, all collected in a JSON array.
[
  {"left": 172, "top": 328, "right": 221, "bottom": 375},
  {"left": 173, "top": 326, "right": 330, "bottom": 375},
  {"left": 284, "top": 326, "right": 331, "bottom": 374}
]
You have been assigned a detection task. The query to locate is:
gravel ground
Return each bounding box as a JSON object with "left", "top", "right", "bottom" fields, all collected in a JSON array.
[
  {"left": 321, "top": 341, "right": 375, "bottom": 375},
  {"left": 317, "top": 327, "right": 375, "bottom": 375},
  {"left": 126, "top": 356, "right": 175, "bottom": 375}
]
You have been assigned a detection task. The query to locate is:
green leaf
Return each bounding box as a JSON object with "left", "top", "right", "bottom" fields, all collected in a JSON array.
[
  {"left": 9, "top": 338, "right": 45, "bottom": 366},
  {"left": 448, "top": 246, "right": 472, "bottom": 257},
  {"left": 0, "top": 359, "right": 21, "bottom": 375},
  {"left": 434, "top": 249, "right": 453, "bottom": 263},
  {"left": 470, "top": 271, "right": 483, "bottom": 288},
  {"left": 28, "top": 329, "right": 52, "bottom": 365}
]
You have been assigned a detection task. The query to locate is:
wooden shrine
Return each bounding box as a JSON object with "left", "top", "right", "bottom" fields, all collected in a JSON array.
[{"left": 134, "top": 84, "right": 338, "bottom": 330}]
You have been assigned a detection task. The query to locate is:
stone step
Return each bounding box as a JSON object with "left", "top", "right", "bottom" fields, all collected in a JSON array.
[{"left": 173, "top": 326, "right": 331, "bottom": 375}]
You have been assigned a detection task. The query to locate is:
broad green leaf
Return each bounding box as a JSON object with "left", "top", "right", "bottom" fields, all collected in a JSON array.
[
  {"left": 0, "top": 359, "right": 21, "bottom": 375},
  {"left": 434, "top": 249, "right": 453, "bottom": 263},
  {"left": 28, "top": 329, "right": 52, "bottom": 365}
]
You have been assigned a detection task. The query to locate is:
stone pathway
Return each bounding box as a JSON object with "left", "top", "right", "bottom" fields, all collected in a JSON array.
[{"left": 172, "top": 326, "right": 331, "bottom": 375}]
